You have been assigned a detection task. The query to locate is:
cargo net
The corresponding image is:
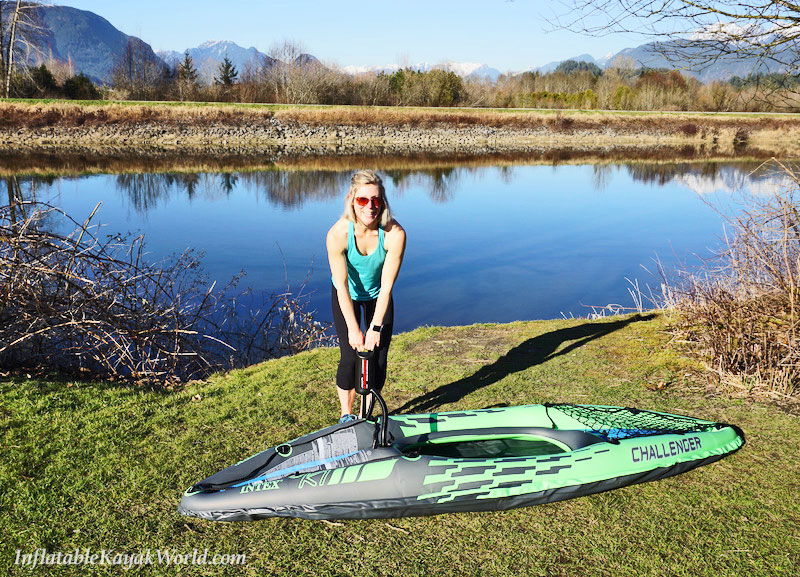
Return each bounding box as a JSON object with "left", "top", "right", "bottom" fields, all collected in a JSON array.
[{"left": 549, "top": 404, "right": 719, "bottom": 442}]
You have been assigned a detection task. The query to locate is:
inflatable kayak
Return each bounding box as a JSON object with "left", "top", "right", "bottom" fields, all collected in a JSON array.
[{"left": 178, "top": 403, "right": 744, "bottom": 521}]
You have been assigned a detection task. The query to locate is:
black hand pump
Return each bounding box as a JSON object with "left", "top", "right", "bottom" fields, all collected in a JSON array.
[{"left": 355, "top": 349, "right": 390, "bottom": 447}]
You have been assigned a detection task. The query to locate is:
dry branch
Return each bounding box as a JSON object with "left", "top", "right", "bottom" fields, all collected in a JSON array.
[
  {"left": 0, "top": 197, "right": 332, "bottom": 384},
  {"left": 670, "top": 160, "right": 800, "bottom": 396}
]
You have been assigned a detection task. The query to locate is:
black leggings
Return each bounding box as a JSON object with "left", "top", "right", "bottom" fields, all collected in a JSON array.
[{"left": 331, "top": 285, "right": 393, "bottom": 391}]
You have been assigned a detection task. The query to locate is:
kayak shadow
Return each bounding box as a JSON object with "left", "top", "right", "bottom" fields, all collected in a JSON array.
[{"left": 392, "top": 314, "right": 656, "bottom": 415}]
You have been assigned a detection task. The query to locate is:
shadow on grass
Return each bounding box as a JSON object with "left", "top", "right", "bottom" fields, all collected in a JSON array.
[{"left": 393, "top": 314, "right": 656, "bottom": 414}]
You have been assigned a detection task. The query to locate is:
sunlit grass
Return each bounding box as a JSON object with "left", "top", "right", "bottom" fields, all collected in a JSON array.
[{"left": 1, "top": 314, "right": 797, "bottom": 576}]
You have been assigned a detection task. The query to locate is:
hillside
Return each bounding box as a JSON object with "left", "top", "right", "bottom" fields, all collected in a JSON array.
[{"left": 33, "top": 4, "right": 162, "bottom": 83}]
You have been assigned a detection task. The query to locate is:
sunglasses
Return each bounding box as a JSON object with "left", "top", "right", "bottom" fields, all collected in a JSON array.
[{"left": 354, "top": 196, "right": 382, "bottom": 209}]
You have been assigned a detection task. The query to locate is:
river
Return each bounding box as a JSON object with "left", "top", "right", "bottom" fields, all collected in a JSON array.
[{"left": 6, "top": 158, "right": 788, "bottom": 332}]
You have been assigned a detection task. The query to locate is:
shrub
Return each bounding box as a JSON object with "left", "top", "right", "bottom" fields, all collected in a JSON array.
[
  {"left": 670, "top": 162, "right": 799, "bottom": 398},
  {"left": 0, "top": 195, "right": 331, "bottom": 384},
  {"left": 64, "top": 73, "right": 101, "bottom": 100}
]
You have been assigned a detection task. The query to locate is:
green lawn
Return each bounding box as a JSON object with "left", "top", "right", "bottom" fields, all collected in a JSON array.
[{"left": 1, "top": 313, "right": 798, "bottom": 576}]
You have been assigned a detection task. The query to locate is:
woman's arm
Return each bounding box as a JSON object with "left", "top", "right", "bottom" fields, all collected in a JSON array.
[
  {"left": 365, "top": 222, "right": 406, "bottom": 350},
  {"left": 327, "top": 221, "right": 364, "bottom": 350}
]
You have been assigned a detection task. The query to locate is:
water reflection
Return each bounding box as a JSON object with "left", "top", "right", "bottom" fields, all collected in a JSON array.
[
  {"left": 114, "top": 162, "right": 794, "bottom": 211},
  {"left": 627, "top": 162, "right": 792, "bottom": 196},
  {"left": 3, "top": 161, "right": 793, "bottom": 217},
  {"left": 3, "top": 161, "right": 793, "bottom": 216},
  {"left": 2, "top": 159, "right": 794, "bottom": 330},
  {"left": 238, "top": 171, "right": 348, "bottom": 208}
]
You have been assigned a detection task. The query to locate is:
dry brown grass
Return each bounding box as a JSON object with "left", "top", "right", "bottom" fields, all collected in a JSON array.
[
  {"left": 0, "top": 101, "right": 278, "bottom": 128},
  {"left": 2, "top": 100, "right": 800, "bottom": 134},
  {"left": 669, "top": 160, "right": 800, "bottom": 399}
]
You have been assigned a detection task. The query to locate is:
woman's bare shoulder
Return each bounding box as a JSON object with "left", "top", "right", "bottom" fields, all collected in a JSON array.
[
  {"left": 383, "top": 219, "right": 405, "bottom": 235},
  {"left": 328, "top": 218, "right": 350, "bottom": 236},
  {"left": 326, "top": 219, "right": 349, "bottom": 250},
  {"left": 383, "top": 219, "right": 406, "bottom": 249}
]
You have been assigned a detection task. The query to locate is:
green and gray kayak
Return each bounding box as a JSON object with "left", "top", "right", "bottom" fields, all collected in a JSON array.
[{"left": 178, "top": 403, "right": 744, "bottom": 521}]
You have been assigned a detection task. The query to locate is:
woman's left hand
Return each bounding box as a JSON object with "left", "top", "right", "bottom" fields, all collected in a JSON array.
[{"left": 364, "top": 328, "right": 381, "bottom": 351}]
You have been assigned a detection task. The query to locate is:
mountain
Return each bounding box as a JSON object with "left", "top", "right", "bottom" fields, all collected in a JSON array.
[
  {"left": 31, "top": 4, "right": 162, "bottom": 83},
  {"left": 608, "top": 41, "right": 790, "bottom": 82},
  {"left": 13, "top": 4, "right": 792, "bottom": 87},
  {"left": 158, "top": 41, "right": 272, "bottom": 83},
  {"left": 533, "top": 53, "right": 600, "bottom": 75}
]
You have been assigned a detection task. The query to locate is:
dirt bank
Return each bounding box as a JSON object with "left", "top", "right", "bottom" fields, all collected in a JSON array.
[{"left": 1, "top": 101, "right": 799, "bottom": 157}]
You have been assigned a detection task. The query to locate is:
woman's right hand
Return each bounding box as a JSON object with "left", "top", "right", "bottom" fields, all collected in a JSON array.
[{"left": 348, "top": 328, "right": 365, "bottom": 350}]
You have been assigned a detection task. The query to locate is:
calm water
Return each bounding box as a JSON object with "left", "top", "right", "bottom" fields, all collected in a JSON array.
[{"left": 15, "top": 161, "right": 787, "bottom": 332}]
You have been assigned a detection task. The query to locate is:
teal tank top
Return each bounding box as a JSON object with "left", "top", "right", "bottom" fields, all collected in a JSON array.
[{"left": 333, "top": 222, "right": 387, "bottom": 301}]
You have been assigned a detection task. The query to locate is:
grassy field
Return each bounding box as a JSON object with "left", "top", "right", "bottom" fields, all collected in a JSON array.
[
  {"left": 2, "top": 97, "right": 800, "bottom": 130},
  {"left": 3, "top": 98, "right": 800, "bottom": 157},
  {"left": 1, "top": 313, "right": 798, "bottom": 576},
  {"left": 4, "top": 97, "right": 800, "bottom": 117}
]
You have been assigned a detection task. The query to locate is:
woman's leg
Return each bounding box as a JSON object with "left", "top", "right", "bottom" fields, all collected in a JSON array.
[
  {"left": 332, "top": 285, "right": 360, "bottom": 416},
  {"left": 365, "top": 296, "right": 394, "bottom": 392}
]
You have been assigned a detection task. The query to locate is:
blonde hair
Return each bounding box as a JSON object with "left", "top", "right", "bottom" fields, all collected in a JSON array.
[{"left": 342, "top": 169, "right": 393, "bottom": 227}]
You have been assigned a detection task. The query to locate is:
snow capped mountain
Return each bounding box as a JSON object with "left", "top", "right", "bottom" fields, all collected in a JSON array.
[
  {"left": 158, "top": 41, "right": 269, "bottom": 82},
  {"left": 596, "top": 52, "right": 615, "bottom": 67}
]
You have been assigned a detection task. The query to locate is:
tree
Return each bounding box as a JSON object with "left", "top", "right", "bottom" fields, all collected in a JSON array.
[
  {"left": 1, "top": 0, "right": 47, "bottom": 98},
  {"left": 111, "top": 37, "right": 167, "bottom": 100},
  {"left": 12, "top": 62, "right": 55, "bottom": 97},
  {"left": 215, "top": 55, "right": 238, "bottom": 86},
  {"left": 63, "top": 72, "right": 100, "bottom": 100},
  {"left": 554, "top": 1, "right": 800, "bottom": 77},
  {"left": 175, "top": 50, "right": 198, "bottom": 101},
  {"left": 555, "top": 59, "right": 603, "bottom": 78}
]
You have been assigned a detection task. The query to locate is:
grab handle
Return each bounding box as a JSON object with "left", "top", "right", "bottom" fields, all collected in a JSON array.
[{"left": 355, "top": 349, "right": 375, "bottom": 396}]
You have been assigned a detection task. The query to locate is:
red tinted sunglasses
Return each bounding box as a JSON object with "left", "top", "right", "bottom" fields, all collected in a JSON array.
[{"left": 354, "top": 196, "right": 382, "bottom": 208}]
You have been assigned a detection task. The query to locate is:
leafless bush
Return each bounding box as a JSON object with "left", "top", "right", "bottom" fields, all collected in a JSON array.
[
  {"left": 0, "top": 198, "right": 331, "bottom": 384},
  {"left": 671, "top": 161, "right": 799, "bottom": 398}
]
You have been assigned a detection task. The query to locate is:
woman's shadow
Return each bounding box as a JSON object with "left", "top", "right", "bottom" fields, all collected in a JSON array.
[{"left": 392, "top": 314, "right": 656, "bottom": 414}]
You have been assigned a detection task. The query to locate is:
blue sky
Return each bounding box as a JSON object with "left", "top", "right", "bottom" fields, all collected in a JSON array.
[{"left": 54, "top": 0, "right": 645, "bottom": 72}]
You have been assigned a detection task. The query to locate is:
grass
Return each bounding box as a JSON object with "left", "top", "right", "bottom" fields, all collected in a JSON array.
[
  {"left": 2, "top": 98, "right": 800, "bottom": 130},
  {"left": 3, "top": 98, "right": 800, "bottom": 157},
  {"left": 1, "top": 313, "right": 798, "bottom": 576}
]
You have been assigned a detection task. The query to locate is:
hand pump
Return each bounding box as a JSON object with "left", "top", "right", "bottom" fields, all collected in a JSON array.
[{"left": 355, "top": 350, "right": 390, "bottom": 447}]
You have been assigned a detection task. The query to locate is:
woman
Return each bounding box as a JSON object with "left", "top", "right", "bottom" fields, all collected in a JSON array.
[{"left": 326, "top": 170, "right": 406, "bottom": 423}]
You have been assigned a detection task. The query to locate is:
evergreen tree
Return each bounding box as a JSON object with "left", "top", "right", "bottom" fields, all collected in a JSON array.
[
  {"left": 178, "top": 50, "right": 198, "bottom": 84},
  {"left": 175, "top": 50, "right": 198, "bottom": 100},
  {"left": 215, "top": 55, "right": 238, "bottom": 86},
  {"left": 64, "top": 73, "right": 101, "bottom": 100}
]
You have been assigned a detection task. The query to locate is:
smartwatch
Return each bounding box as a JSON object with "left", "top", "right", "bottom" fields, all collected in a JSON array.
[{"left": 371, "top": 324, "right": 382, "bottom": 332}]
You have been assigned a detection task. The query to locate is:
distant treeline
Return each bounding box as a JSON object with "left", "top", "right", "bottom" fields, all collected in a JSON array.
[{"left": 9, "top": 49, "right": 800, "bottom": 112}]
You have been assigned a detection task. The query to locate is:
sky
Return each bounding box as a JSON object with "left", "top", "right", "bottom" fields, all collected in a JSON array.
[{"left": 52, "top": 0, "right": 645, "bottom": 72}]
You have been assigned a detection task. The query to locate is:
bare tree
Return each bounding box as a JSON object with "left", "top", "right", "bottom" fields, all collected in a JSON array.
[
  {"left": 554, "top": 1, "right": 800, "bottom": 76},
  {"left": 111, "top": 37, "right": 167, "bottom": 100},
  {"left": 264, "top": 39, "right": 342, "bottom": 104},
  {"left": 1, "top": 0, "right": 47, "bottom": 98}
]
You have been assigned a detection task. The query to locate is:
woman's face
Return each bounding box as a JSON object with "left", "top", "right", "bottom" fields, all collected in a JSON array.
[{"left": 352, "top": 184, "right": 382, "bottom": 227}]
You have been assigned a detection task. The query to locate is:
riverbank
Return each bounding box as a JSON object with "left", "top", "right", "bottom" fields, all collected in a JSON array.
[
  {"left": 0, "top": 146, "right": 781, "bottom": 178},
  {"left": 2, "top": 314, "right": 798, "bottom": 576},
  {"left": 1, "top": 100, "right": 800, "bottom": 157}
]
